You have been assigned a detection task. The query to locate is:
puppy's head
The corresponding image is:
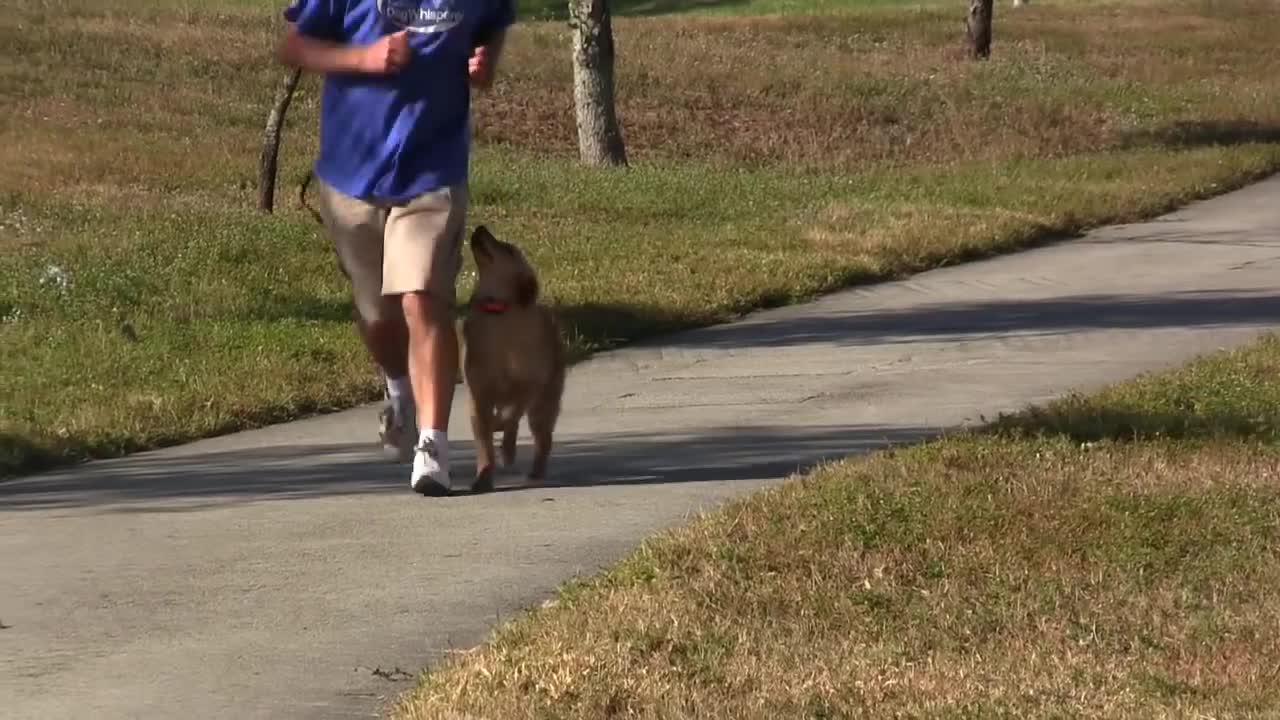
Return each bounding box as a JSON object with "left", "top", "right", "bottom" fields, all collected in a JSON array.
[{"left": 470, "top": 225, "right": 539, "bottom": 307}]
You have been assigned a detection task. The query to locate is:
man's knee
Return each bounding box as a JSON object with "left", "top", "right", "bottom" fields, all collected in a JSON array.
[
  {"left": 356, "top": 296, "right": 403, "bottom": 339},
  {"left": 401, "top": 291, "right": 452, "bottom": 328}
]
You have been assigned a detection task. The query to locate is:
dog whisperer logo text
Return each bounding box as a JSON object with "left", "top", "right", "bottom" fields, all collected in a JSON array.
[{"left": 377, "top": 0, "right": 463, "bottom": 32}]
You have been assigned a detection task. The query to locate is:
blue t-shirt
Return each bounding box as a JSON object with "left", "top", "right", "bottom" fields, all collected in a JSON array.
[{"left": 284, "top": 0, "right": 514, "bottom": 203}]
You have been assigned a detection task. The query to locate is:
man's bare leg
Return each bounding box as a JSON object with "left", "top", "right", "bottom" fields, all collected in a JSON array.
[
  {"left": 403, "top": 290, "right": 458, "bottom": 495},
  {"left": 311, "top": 176, "right": 417, "bottom": 461},
  {"left": 355, "top": 296, "right": 409, "bottom": 379},
  {"left": 353, "top": 296, "right": 416, "bottom": 461}
]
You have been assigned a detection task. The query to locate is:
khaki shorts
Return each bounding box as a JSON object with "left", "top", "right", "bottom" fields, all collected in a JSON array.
[{"left": 314, "top": 177, "right": 467, "bottom": 324}]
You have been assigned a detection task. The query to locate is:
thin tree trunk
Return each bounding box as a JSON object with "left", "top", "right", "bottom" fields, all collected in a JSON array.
[
  {"left": 258, "top": 68, "right": 302, "bottom": 213},
  {"left": 966, "top": 0, "right": 995, "bottom": 60},
  {"left": 570, "top": 0, "right": 627, "bottom": 167}
]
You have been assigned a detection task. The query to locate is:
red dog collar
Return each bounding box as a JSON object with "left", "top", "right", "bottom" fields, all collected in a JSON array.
[{"left": 474, "top": 299, "right": 510, "bottom": 314}]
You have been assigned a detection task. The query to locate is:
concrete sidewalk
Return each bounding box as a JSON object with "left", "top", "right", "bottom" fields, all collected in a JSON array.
[{"left": 3, "top": 175, "right": 1279, "bottom": 719}]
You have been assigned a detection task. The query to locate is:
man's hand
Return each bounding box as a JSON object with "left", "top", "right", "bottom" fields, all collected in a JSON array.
[
  {"left": 278, "top": 25, "right": 412, "bottom": 76},
  {"left": 468, "top": 45, "right": 497, "bottom": 89},
  {"left": 363, "top": 30, "right": 411, "bottom": 74}
]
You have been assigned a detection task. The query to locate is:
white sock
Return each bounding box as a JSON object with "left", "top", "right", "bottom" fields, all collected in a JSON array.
[{"left": 419, "top": 429, "right": 449, "bottom": 459}]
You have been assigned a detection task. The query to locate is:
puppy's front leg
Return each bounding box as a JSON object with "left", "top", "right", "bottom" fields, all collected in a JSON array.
[
  {"left": 470, "top": 394, "right": 497, "bottom": 493},
  {"left": 501, "top": 418, "right": 518, "bottom": 468}
]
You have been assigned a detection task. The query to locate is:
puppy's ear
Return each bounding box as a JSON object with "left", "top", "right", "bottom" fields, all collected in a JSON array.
[
  {"left": 472, "top": 225, "right": 495, "bottom": 244},
  {"left": 515, "top": 269, "right": 540, "bottom": 307}
]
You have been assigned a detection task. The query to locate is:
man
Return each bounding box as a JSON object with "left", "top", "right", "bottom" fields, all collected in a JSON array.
[{"left": 277, "top": 0, "right": 512, "bottom": 495}]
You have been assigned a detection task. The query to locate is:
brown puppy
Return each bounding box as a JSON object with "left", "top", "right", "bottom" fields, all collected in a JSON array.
[{"left": 462, "top": 226, "right": 567, "bottom": 492}]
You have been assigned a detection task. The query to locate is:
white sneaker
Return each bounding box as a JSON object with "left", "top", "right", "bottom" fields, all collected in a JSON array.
[
  {"left": 378, "top": 396, "right": 416, "bottom": 464},
  {"left": 410, "top": 438, "right": 452, "bottom": 496}
]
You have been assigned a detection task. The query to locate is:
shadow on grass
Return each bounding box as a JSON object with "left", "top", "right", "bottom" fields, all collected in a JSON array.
[
  {"left": 0, "top": 388, "right": 385, "bottom": 480},
  {"left": 246, "top": 294, "right": 355, "bottom": 324},
  {"left": 554, "top": 301, "right": 693, "bottom": 359},
  {"left": 518, "top": 0, "right": 747, "bottom": 21},
  {"left": 0, "top": 433, "right": 60, "bottom": 482},
  {"left": 1123, "top": 120, "right": 1280, "bottom": 150},
  {"left": 988, "top": 400, "right": 1280, "bottom": 446}
]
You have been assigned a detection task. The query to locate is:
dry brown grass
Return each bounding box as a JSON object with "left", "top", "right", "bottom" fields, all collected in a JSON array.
[
  {"left": 473, "top": 1, "right": 1280, "bottom": 170},
  {"left": 395, "top": 442, "right": 1280, "bottom": 719},
  {"left": 4, "top": 0, "right": 1280, "bottom": 207},
  {"left": 393, "top": 336, "right": 1280, "bottom": 719}
]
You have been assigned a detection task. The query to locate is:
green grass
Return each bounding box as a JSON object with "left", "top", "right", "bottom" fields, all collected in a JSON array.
[
  {"left": 392, "top": 335, "right": 1280, "bottom": 720},
  {"left": 4, "top": 0, "right": 1280, "bottom": 476}
]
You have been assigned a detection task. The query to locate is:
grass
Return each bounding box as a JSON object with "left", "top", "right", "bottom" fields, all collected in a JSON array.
[
  {"left": 391, "top": 335, "right": 1280, "bottom": 720},
  {"left": 5, "top": 0, "right": 1280, "bottom": 476}
]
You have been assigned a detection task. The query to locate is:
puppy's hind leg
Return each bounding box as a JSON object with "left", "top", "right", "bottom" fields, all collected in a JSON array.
[
  {"left": 501, "top": 416, "right": 519, "bottom": 468},
  {"left": 469, "top": 393, "right": 497, "bottom": 494},
  {"left": 526, "top": 392, "right": 561, "bottom": 483}
]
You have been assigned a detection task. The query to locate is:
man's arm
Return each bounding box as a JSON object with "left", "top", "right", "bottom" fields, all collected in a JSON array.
[
  {"left": 277, "top": 23, "right": 409, "bottom": 76},
  {"left": 468, "top": 0, "right": 514, "bottom": 89},
  {"left": 468, "top": 29, "right": 507, "bottom": 89}
]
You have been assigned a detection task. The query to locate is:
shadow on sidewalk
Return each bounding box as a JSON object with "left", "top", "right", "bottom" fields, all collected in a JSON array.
[
  {"left": 0, "top": 423, "right": 938, "bottom": 513},
  {"left": 654, "top": 288, "right": 1280, "bottom": 351}
]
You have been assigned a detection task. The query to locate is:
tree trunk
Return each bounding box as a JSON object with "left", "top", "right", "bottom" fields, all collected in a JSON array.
[
  {"left": 966, "top": 0, "right": 994, "bottom": 60},
  {"left": 570, "top": 0, "right": 627, "bottom": 167},
  {"left": 257, "top": 68, "right": 302, "bottom": 213}
]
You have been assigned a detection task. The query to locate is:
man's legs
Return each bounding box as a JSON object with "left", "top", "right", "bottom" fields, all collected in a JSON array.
[
  {"left": 314, "top": 179, "right": 417, "bottom": 461},
  {"left": 384, "top": 185, "right": 467, "bottom": 495},
  {"left": 361, "top": 298, "right": 417, "bottom": 462},
  {"left": 402, "top": 292, "right": 457, "bottom": 436}
]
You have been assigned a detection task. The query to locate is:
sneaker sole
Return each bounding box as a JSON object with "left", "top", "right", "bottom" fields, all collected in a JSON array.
[{"left": 412, "top": 478, "right": 451, "bottom": 497}]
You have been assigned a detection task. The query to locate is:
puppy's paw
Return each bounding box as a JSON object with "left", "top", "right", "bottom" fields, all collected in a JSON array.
[
  {"left": 472, "top": 467, "right": 495, "bottom": 494},
  {"left": 501, "top": 426, "right": 518, "bottom": 467}
]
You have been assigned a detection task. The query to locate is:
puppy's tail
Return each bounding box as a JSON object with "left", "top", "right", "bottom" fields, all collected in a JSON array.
[{"left": 298, "top": 170, "right": 324, "bottom": 226}]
